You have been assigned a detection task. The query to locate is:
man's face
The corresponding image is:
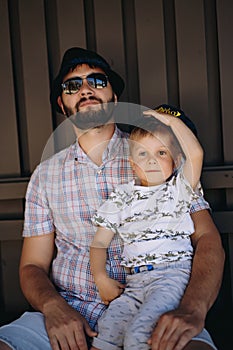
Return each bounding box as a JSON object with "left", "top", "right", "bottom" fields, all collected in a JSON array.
[{"left": 58, "top": 64, "right": 117, "bottom": 130}]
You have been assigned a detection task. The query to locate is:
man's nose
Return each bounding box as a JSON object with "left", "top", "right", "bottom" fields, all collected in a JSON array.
[{"left": 79, "top": 79, "right": 93, "bottom": 95}]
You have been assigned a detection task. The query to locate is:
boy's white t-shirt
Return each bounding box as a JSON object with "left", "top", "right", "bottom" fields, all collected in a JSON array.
[{"left": 92, "top": 172, "right": 201, "bottom": 268}]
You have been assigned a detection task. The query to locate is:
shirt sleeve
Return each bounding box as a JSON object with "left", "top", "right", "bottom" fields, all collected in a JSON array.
[
  {"left": 23, "top": 164, "right": 54, "bottom": 237},
  {"left": 190, "top": 194, "right": 210, "bottom": 213},
  {"left": 189, "top": 180, "right": 210, "bottom": 213}
]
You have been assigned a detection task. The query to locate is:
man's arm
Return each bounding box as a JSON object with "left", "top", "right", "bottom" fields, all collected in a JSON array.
[
  {"left": 19, "top": 233, "right": 97, "bottom": 350},
  {"left": 148, "top": 209, "right": 225, "bottom": 350}
]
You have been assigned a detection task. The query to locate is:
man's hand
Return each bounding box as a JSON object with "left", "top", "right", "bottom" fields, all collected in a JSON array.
[
  {"left": 148, "top": 306, "right": 204, "bottom": 350},
  {"left": 96, "top": 276, "right": 125, "bottom": 305},
  {"left": 43, "top": 298, "right": 97, "bottom": 350}
]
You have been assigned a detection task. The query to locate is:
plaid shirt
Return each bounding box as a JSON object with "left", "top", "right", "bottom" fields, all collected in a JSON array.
[{"left": 23, "top": 126, "right": 209, "bottom": 329}]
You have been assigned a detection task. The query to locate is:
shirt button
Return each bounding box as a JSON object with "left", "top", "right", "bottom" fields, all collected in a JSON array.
[
  {"left": 113, "top": 255, "right": 118, "bottom": 259},
  {"left": 97, "top": 169, "right": 102, "bottom": 174}
]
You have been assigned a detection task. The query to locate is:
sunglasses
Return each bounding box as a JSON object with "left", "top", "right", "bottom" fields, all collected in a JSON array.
[{"left": 61, "top": 73, "right": 108, "bottom": 95}]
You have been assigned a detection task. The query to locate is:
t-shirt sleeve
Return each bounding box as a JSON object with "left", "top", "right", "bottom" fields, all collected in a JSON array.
[
  {"left": 92, "top": 189, "right": 125, "bottom": 233},
  {"left": 176, "top": 170, "right": 210, "bottom": 213}
]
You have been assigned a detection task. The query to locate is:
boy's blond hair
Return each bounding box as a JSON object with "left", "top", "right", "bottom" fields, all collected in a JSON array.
[{"left": 129, "top": 115, "right": 183, "bottom": 161}]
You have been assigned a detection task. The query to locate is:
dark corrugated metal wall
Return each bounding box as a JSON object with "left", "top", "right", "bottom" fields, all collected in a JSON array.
[
  {"left": 0, "top": 0, "right": 232, "bottom": 348},
  {"left": 1, "top": 0, "right": 233, "bottom": 172}
]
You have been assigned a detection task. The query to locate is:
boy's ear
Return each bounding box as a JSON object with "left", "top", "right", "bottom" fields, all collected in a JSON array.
[{"left": 174, "top": 153, "right": 183, "bottom": 169}]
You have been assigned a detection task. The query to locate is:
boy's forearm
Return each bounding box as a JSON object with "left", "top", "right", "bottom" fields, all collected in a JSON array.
[
  {"left": 170, "top": 118, "right": 203, "bottom": 188},
  {"left": 90, "top": 246, "right": 108, "bottom": 283},
  {"left": 170, "top": 118, "right": 203, "bottom": 165}
]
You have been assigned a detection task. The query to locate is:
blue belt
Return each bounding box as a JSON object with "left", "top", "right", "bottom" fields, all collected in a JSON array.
[{"left": 126, "top": 264, "right": 155, "bottom": 274}]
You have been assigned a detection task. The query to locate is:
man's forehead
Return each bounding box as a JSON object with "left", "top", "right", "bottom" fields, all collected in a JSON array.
[
  {"left": 63, "top": 64, "right": 105, "bottom": 80},
  {"left": 71, "top": 63, "right": 105, "bottom": 73}
]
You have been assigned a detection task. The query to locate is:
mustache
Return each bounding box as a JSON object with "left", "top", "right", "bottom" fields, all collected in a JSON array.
[{"left": 77, "top": 96, "right": 102, "bottom": 108}]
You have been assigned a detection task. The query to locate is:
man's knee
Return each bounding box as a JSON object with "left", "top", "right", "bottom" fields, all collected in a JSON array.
[
  {"left": 0, "top": 341, "right": 12, "bottom": 350},
  {"left": 184, "top": 340, "right": 214, "bottom": 350}
]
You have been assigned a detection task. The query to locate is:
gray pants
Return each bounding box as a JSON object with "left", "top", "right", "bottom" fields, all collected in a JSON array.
[{"left": 92, "top": 261, "right": 217, "bottom": 350}]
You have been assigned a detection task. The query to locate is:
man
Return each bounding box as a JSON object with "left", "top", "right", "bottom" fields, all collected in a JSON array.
[{"left": 0, "top": 47, "right": 225, "bottom": 350}]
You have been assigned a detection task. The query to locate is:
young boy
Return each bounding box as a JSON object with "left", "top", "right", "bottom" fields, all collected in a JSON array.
[{"left": 89, "top": 110, "right": 216, "bottom": 350}]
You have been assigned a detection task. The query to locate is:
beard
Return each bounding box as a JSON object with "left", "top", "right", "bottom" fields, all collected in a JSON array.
[{"left": 62, "top": 94, "right": 116, "bottom": 130}]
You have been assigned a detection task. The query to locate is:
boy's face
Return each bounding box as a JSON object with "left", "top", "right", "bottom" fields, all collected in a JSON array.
[{"left": 130, "top": 134, "right": 175, "bottom": 186}]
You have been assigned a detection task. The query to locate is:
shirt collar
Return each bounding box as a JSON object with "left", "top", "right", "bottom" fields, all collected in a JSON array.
[{"left": 73, "top": 126, "right": 128, "bottom": 164}]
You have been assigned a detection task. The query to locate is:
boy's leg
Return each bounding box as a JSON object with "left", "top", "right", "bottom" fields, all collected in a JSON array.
[
  {"left": 92, "top": 289, "right": 141, "bottom": 350},
  {"left": 124, "top": 265, "right": 190, "bottom": 349},
  {"left": 124, "top": 266, "right": 217, "bottom": 350}
]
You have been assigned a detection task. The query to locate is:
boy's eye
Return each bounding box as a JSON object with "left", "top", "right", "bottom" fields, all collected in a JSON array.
[
  {"left": 159, "top": 150, "right": 166, "bottom": 156},
  {"left": 138, "top": 151, "right": 147, "bottom": 157}
]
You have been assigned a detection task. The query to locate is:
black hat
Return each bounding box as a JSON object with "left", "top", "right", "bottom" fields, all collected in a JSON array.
[
  {"left": 50, "top": 47, "right": 125, "bottom": 113},
  {"left": 154, "top": 104, "right": 198, "bottom": 136}
]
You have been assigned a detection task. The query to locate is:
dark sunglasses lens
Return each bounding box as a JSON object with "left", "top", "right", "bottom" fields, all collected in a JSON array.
[
  {"left": 62, "top": 79, "right": 82, "bottom": 94},
  {"left": 62, "top": 74, "right": 108, "bottom": 94},
  {"left": 87, "top": 74, "right": 108, "bottom": 89}
]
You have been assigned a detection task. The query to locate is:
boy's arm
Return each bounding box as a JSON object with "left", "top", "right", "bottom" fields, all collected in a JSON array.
[
  {"left": 143, "top": 110, "right": 203, "bottom": 189},
  {"left": 90, "top": 227, "right": 125, "bottom": 304},
  {"left": 90, "top": 227, "right": 112, "bottom": 283}
]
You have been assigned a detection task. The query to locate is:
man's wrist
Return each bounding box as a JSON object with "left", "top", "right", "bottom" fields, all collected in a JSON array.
[
  {"left": 41, "top": 292, "right": 66, "bottom": 315},
  {"left": 179, "top": 295, "right": 208, "bottom": 318}
]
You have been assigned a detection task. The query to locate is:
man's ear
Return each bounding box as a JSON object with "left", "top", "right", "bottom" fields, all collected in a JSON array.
[
  {"left": 114, "top": 93, "right": 118, "bottom": 105},
  {"left": 57, "top": 96, "right": 66, "bottom": 115}
]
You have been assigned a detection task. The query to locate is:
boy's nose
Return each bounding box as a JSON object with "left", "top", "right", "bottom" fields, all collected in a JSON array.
[{"left": 148, "top": 157, "right": 156, "bottom": 164}]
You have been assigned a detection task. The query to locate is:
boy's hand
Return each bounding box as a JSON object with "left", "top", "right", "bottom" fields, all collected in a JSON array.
[
  {"left": 143, "top": 109, "right": 177, "bottom": 126},
  {"left": 96, "top": 276, "right": 125, "bottom": 305}
]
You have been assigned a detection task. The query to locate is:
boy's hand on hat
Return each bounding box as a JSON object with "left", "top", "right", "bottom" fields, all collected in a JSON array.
[{"left": 143, "top": 109, "right": 177, "bottom": 126}]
